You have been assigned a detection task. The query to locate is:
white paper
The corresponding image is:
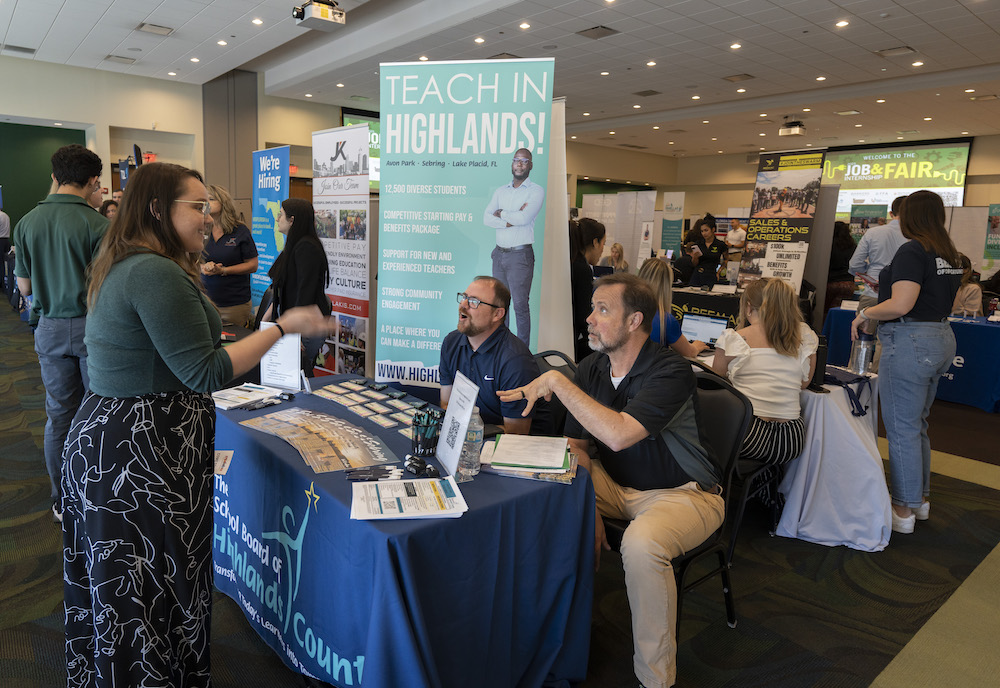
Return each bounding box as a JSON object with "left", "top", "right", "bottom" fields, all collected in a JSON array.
[
  {"left": 349, "top": 476, "right": 468, "bottom": 520},
  {"left": 436, "top": 370, "right": 480, "bottom": 477},
  {"left": 488, "top": 435, "right": 569, "bottom": 470},
  {"left": 839, "top": 300, "right": 860, "bottom": 312},
  {"left": 214, "top": 450, "right": 234, "bottom": 475},
  {"left": 212, "top": 383, "right": 284, "bottom": 410},
  {"left": 259, "top": 321, "right": 302, "bottom": 390},
  {"left": 711, "top": 283, "right": 737, "bottom": 294}
]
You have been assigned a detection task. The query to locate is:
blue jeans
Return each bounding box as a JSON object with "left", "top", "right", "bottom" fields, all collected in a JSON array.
[
  {"left": 878, "top": 321, "right": 955, "bottom": 509},
  {"left": 34, "top": 315, "right": 89, "bottom": 506},
  {"left": 491, "top": 245, "right": 534, "bottom": 345}
]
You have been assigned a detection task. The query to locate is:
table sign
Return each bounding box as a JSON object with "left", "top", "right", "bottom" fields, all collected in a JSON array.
[
  {"left": 436, "top": 370, "right": 479, "bottom": 476},
  {"left": 711, "top": 283, "right": 737, "bottom": 294}
]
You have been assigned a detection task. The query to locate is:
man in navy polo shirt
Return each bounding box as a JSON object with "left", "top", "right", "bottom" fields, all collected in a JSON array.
[
  {"left": 439, "top": 276, "right": 542, "bottom": 434},
  {"left": 499, "top": 274, "right": 723, "bottom": 688}
]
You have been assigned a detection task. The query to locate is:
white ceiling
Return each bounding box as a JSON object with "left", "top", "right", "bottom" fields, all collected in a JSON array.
[{"left": 2, "top": 0, "right": 999, "bottom": 162}]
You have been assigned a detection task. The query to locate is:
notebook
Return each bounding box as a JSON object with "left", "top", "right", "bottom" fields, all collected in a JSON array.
[{"left": 680, "top": 314, "right": 730, "bottom": 348}]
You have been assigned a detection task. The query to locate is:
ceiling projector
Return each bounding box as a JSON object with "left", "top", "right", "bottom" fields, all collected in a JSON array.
[
  {"left": 779, "top": 120, "right": 806, "bottom": 136},
  {"left": 293, "top": 0, "right": 345, "bottom": 30}
]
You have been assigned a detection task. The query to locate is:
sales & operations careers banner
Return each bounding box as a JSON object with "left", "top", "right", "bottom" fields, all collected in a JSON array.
[{"left": 376, "top": 59, "right": 555, "bottom": 386}]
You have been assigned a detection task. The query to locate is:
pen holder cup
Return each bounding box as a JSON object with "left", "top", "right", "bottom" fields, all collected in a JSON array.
[{"left": 410, "top": 419, "right": 442, "bottom": 457}]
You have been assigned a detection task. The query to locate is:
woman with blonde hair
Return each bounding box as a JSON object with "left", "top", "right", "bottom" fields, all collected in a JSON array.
[
  {"left": 951, "top": 254, "right": 983, "bottom": 316},
  {"left": 851, "top": 190, "right": 962, "bottom": 533},
  {"left": 200, "top": 183, "right": 258, "bottom": 326},
  {"left": 599, "top": 242, "right": 629, "bottom": 273},
  {"left": 61, "top": 162, "right": 329, "bottom": 686},
  {"left": 712, "top": 277, "right": 817, "bottom": 465},
  {"left": 636, "top": 258, "right": 708, "bottom": 357}
]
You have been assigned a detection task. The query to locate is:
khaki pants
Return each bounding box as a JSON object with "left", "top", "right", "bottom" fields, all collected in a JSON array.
[
  {"left": 591, "top": 460, "right": 725, "bottom": 688},
  {"left": 217, "top": 301, "right": 253, "bottom": 328}
]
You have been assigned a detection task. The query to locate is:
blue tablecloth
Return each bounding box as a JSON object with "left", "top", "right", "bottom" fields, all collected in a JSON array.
[
  {"left": 821, "top": 308, "right": 1000, "bottom": 412},
  {"left": 213, "top": 378, "right": 595, "bottom": 687}
]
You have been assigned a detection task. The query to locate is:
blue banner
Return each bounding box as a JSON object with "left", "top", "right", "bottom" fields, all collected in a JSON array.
[
  {"left": 376, "top": 58, "right": 554, "bottom": 385},
  {"left": 251, "top": 146, "right": 290, "bottom": 307}
]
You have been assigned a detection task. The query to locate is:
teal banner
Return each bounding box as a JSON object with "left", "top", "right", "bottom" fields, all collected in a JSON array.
[
  {"left": 251, "top": 146, "right": 290, "bottom": 308},
  {"left": 376, "top": 58, "right": 554, "bottom": 385}
]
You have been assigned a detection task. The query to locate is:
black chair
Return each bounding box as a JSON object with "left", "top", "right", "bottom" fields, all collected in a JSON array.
[
  {"left": 602, "top": 366, "right": 753, "bottom": 636},
  {"left": 253, "top": 285, "right": 274, "bottom": 330},
  {"left": 532, "top": 350, "right": 577, "bottom": 436}
]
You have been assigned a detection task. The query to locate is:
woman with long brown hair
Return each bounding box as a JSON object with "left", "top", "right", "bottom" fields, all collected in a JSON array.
[
  {"left": 61, "top": 162, "right": 329, "bottom": 687},
  {"left": 851, "top": 190, "right": 962, "bottom": 534},
  {"left": 712, "top": 277, "right": 817, "bottom": 465}
]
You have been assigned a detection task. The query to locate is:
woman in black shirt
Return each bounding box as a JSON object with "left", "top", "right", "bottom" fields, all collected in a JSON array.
[
  {"left": 850, "top": 191, "right": 962, "bottom": 535},
  {"left": 688, "top": 217, "right": 726, "bottom": 287},
  {"left": 569, "top": 218, "right": 606, "bottom": 362}
]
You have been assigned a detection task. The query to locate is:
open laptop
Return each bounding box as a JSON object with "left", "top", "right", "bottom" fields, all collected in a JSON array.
[{"left": 680, "top": 314, "right": 730, "bottom": 349}]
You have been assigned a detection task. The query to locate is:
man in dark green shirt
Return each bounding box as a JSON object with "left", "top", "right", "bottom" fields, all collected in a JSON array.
[{"left": 14, "top": 144, "right": 108, "bottom": 521}]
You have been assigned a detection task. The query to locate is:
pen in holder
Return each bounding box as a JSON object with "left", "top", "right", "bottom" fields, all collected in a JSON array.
[{"left": 410, "top": 409, "right": 443, "bottom": 457}]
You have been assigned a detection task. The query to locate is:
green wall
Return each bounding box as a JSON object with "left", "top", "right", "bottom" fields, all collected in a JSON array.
[{"left": 0, "top": 123, "right": 86, "bottom": 227}]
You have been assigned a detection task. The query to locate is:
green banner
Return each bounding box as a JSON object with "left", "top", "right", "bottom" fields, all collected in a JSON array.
[
  {"left": 849, "top": 204, "right": 887, "bottom": 240},
  {"left": 376, "top": 59, "right": 554, "bottom": 385},
  {"left": 986, "top": 204, "right": 1000, "bottom": 260}
]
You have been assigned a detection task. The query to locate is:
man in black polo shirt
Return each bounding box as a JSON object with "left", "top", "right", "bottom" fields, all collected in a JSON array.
[
  {"left": 439, "top": 276, "right": 541, "bottom": 434},
  {"left": 499, "top": 273, "right": 723, "bottom": 688}
]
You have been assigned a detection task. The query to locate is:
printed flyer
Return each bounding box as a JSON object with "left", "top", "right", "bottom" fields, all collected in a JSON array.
[
  {"left": 313, "top": 124, "right": 371, "bottom": 377},
  {"left": 739, "top": 150, "right": 825, "bottom": 291},
  {"left": 376, "top": 58, "right": 554, "bottom": 386},
  {"left": 250, "top": 146, "right": 290, "bottom": 307}
]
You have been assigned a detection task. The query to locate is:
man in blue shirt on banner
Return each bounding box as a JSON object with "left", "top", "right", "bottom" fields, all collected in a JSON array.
[
  {"left": 439, "top": 275, "right": 542, "bottom": 435},
  {"left": 484, "top": 148, "right": 546, "bottom": 346}
]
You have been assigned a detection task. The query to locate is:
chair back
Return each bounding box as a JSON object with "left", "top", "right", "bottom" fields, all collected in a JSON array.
[
  {"left": 692, "top": 368, "right": 753, "bottom": 501},
  {"left": 532, "top": 350, "right": 577, "bottom": 435}
]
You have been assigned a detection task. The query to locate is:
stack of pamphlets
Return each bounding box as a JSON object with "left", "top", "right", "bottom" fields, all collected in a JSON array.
[
  {"left": 480, "top": 435, "right": 578, "bottom": 484},
  {"left": 350, "top": 476, "right": 468, "bottom": 520},
  {"left": 212, "top": 383, "right": 284, "bottom": 410}
]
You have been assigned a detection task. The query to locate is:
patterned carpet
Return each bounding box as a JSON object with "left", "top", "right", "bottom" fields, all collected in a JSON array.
[{"left": 1, "top": 303, "right": 999, "bottom": 688}]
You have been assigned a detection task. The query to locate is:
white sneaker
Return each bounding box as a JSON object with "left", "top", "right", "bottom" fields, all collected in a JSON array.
[
  {"left": 914, "top": 501, "right": 930, "bottom": 521},
  {"left": 891, "top": 510, "right": 915, "bottom": 534}
]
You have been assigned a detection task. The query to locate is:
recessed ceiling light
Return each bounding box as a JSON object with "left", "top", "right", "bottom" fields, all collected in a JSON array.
[
  {"left": 605, "top": 179, "right": 611, "bottom": 181},
  {"left": 897, "top": 136, "right": 904, "bottom": 139},
  {"left": 54, "top": 122, "right": 62, "bottom": 126},
  {"left": 475, "top": 37, "right": 485, "bottom": 44},
  {"left": 803, "top": 108, "right": 811, "bottom": 112},
  {"left": 633, "top": 104, "right": 641, "bottom": 109},
  {"left": 190, "top": 57, "right": 199, "bottom": 62},
  {"left": 217, "top": 40, "right": 227, "bottom": 46},
  {"left": 711, "top": 137, "right": 717, "bottom": 141},
  {"left": 336, "top": 83, "right": 345, "bottom": 88},
  {"left": 806, "top": 143, "right": 813, "bottom": 146},
  {"left": 653, "top": 126, "right": 660, "bottom": 130},
  {"left": 583, "top": 176, "right": 589, "bottom": 180},
  {"left": 305, "top": 93, "right": 313, "bottom": 98},
  {"left": 855, "top": 124, "right": 863, "bottom": 127},
  {"left": 691, "top": 95, "right": 701, "bottom": 100},
  {"left": 252, "top": 18, "right": 263, "bottom": 25},
  {"left": 419, "top": 56, "right": 428, "bottom": 61},
  {"left": 859, "top": 139, "right": 865, "bottom": 142},
  {"left": 571, "top": 135, "right": 577, "bottom": 139},
  {"left": 912, "top": 61, "right": 924, "bottom": 66},
  {"left": 702, "top": 120, "right": 709, "bottom": 124},
  {"left": 737, "top": 88, "right": 746, "bottom": 93},
  {"left": 168, "top": 71, "right": 176, "bottom": 76},
  {"left": 962, "top": 131, "right": 969, "bottom": 135},
  {"left": 609, "top": 131, "right": 615, "bottom": 135},
  {"left": 816, "top": 76, "right": 826, "bottom": 81},
  {"left": 759, "top": 132, "right": 766, "bottom": 136},
  {"left": 583, "top": 112, "right": 590, "bottom": 116},
  {"left": 759, "top": 113, "right": 767, "bottom": 117},
  {"left": 730, "top": 43, "right": 741, "bottom": 49},
  {"left": 718, "top": 150, "right": 723, "bottom": 153},
  {"left": 600, "top": 71, "right": 609, "bottom": 76},
  {"left": 965, "top": 88, "right": 975, "bottom": 93},
  {"left": 836, "top": 20, "right": 849, "bottom": 27},
  {"left": 647, "top": 61, "right": 657, "bottom": 67},
  {"left": 760, "top": 147, "right": 765, "bottom": 150},
  {"left": 668, "top": 141, "right": 674, "bottom": 145},
  {"left": 520, "top": 22, "right": 530, "bottom": 29},
  {"left": 923, "top": 117, "right": 932, "bottom": 120},
  {"left": 876, "top": 99, "right": 886, "bottom": 103}
]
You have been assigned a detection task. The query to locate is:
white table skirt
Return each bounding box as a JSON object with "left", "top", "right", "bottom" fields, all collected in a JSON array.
[{"left": 776, "top": 379, "right": 892, "bottom": 552}]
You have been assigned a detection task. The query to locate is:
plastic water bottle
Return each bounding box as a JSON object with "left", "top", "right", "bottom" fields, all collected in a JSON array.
[{"left": 457, "top": 407, "right": 484, "bottom": 482}]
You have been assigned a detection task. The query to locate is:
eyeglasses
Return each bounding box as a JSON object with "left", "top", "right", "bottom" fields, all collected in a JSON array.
[
  {"left": 457, "top": 292, "right": 500, "bottom": 309},
  {"left": 512, "top": 157, "right": 531, "bottom": 164},
  {"left": 174, "top": 199, "right": 211, "bottom": 216}
]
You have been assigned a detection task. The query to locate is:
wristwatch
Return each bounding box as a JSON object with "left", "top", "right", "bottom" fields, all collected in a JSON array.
[{"left": 858, "top": 307, "right": 869, "bottom": 321}]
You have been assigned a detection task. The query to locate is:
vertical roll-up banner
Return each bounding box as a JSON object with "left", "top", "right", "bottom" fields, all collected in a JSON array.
[
  {"left": 986, "top": 204, "right": 1000, "bottom": 261},
  {"left": 312, "top": 124, "right": 371, "bottom": 376},
  {"left": 250, "top": 146, "right": 290, "bottom": 308},
  {"left": 660, "top": 192, "right": 685, "bottom": 252},
  {"left": 376, "top": 58, "right": 555, "bottom": 386},
  {"left": 739, "top": 150, "right": 825, "bottom": 292}
]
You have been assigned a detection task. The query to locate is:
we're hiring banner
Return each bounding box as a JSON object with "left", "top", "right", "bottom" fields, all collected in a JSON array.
[
  {"left": 376, "top": 58, "right": 554, "bottom": 386},
  {"left": 739, "top": 151, "right": 825, "bottom": 292},
  {"left": 312, "top": 124, "right": 371, "bottom": 377},
  {"left": 250, "top": 146, "right": 290, "bottom": 307}
]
